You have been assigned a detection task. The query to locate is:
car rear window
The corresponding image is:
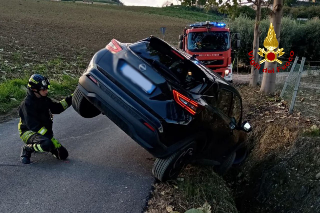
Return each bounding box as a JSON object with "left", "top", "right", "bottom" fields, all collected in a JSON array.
[
  {"left": 129, "top": 42, "right": 179, "bottom": 69},
  {"left": 129, "top": 41, "right": 208, "bottom": 85},
  {"left": 129, "top": 41, "right": 187, "bottom": 81}
]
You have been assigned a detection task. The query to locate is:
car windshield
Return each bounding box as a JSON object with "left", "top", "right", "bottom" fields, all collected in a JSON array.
[{"left": 187, "top": 31, "right": 230, "bottom": 52}]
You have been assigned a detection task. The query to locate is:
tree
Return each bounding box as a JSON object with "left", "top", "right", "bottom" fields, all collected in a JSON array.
[
  {"left": 235, "top": 6, "right": 256, "bottom": 19},
  {"left": 205, "top": 0, "right": 241, "bottom": 17},
  {"left": 249, "top": 0, "right": 262, "bottom": 86},
  {"left": 284, "top": 0, "right": 297, "bottom": 6},
  {"left": 260, "top": 0, "right": 284, "bottom": 94},
  {"left": 203, "top": 0, "right": 266, "bottom": 87},
  {"left": 249, "top": 0, "right": 273, "bottom": 87},
  {"left": 195, "top": 0, "right": 284, "bottom": 94},
  {"left": 179, "top": 0, "right": 207, "bottom": 6},
  {"left": 198, "top": 0, "right": 207, "bottom": 6},
  {"left": 179, "top": 0, "right": 196, "bottom": 6}
]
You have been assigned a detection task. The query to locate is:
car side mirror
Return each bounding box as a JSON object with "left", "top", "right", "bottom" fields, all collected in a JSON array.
[{"left": 241, "top": 121, "right": 252, "bottom": 132}]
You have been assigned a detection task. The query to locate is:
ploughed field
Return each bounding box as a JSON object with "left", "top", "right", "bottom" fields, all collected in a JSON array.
[{"left": 0, "top": 0, "right": 189, "bottom": 63}]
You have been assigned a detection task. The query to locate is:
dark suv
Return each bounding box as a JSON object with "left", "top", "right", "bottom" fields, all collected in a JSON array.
[{"left": 72, "top": 36, "right": 252, "bottom": 181}]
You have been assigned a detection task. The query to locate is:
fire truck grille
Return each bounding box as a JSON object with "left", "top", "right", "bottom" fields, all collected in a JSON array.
[{"left": 201, "top": 60, "right": 224, "bottom": 66}]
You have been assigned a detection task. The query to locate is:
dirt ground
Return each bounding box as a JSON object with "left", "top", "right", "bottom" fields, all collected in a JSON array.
[
  {"left": 145, "top": 83, "right": 320, "bottom": 213},
  {"left": 226, "top": 84, "right": 320, "bottom": 213},
  {"left": 0, "top": 0, "right": 188, "bottom": 60},
  {"left": 146, "top": 167, "right": 238, "bottom": 213}
]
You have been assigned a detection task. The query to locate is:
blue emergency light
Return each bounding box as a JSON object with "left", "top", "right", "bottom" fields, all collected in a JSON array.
[{"left": 190, "top": 21, "right": 226, "bottom": 28}]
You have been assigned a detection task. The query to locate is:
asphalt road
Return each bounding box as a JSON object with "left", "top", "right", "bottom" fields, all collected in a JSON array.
[{"left": 0, "top": 107, "right": 154, "bottom": 213}]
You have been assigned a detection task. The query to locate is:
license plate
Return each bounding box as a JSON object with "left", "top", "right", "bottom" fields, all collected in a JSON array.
[{"left": 120, "top": 63, "right": 156, "bottom": 94}]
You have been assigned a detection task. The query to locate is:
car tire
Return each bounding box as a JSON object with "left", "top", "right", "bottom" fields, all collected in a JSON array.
[
  {"left": 216, "top": 152, "right": 236, "bottom": 176},
  {"left": 152, "top": 143, "right": 196, "bottom": 182},
  {"left": 72, "top": 87, "right": 101, "bottom": 118}
]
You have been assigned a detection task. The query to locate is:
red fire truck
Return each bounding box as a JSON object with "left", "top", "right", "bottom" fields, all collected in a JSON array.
[{"left": 178, "top": 21, "right": 240, "bottom": 83}]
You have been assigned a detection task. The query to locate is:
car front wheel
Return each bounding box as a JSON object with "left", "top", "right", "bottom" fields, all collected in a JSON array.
[{"left": 152, "top": 143, "right": 196, "bottom": 182}]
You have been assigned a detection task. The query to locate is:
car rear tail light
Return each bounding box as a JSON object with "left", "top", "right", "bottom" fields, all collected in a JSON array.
[
  {"left": 143, "top": 122, "right": 155, "bottom": 132},
  {"left": 173, "top": 90, "right": 202, "bottom": 115},
  {"left": 106, "top": 39, "right": 122, "bottom": 53}
]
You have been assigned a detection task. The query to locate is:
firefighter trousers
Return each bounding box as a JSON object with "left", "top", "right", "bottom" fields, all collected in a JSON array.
[{"left": 22, "top": 133, "right": 59, "bottom": 153}]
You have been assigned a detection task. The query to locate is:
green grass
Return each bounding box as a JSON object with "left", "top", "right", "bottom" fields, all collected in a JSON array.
[
  {"left": 0, "top": 78, "right": 28, "bottom": 114},
  {"left": 60, "top": 1, "right": 225, "bottom": 22},
  {"left": 303, "top": 125, "right": 320, "bottom": 137},
  {"left": 62, "top": 0, "right": 120, "bottom": 4},
  {"left": 0, "top": 75, "right": 78, "bottom": 114},
  {"left": 48, "top": 75, "right": 78, "bottom": 98},
  {"left": 0, "top": 52, "right": 87, "bottom": 83},
  {"left": 106, "top": 5, "right": 224, "bottom": 22}
]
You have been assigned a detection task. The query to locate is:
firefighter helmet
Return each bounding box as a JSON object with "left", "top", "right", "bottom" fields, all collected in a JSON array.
[{"left": 28, "top": 74, "right": 50, "bottom": 91}]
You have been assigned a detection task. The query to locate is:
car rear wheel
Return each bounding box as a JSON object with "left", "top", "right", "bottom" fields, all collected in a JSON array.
[
  {"left": 72, "top": 87, "right": 101, "bottom": 118},
  {"left": 152, "top": 143, "right": 196, "bottom": 182}
]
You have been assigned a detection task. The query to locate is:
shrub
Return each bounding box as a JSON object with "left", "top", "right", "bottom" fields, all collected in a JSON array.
[{"left": 227, "top": 16, "right": 320, "bottom": 63}]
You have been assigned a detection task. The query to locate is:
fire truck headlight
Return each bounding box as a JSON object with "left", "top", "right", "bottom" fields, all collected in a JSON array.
[{"left": 225, "top": 70, "right": 230, "bottom": 76}]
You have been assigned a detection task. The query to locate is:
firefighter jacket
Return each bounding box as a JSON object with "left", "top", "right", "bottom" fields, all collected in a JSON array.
[{"left": 18, "top": 89, "right": 72, "bottom": 143}]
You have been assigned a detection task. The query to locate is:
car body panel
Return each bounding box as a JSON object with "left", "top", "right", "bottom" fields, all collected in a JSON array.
[{"left": 75, "top": 36, "right": 247, "bottom": 160}]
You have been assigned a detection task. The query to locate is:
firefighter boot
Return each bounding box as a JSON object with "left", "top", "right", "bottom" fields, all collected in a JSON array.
[
  {"left": 51, "top": 146, "right": 68, "bottom": 160},
  {"left": 21, "top": 144, "right": 35, "bottom": 164}
]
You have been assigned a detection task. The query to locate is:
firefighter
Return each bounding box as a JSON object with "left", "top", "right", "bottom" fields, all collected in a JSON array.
[{"left": 18, "top": 74, "right": 73, "bottom": 164}]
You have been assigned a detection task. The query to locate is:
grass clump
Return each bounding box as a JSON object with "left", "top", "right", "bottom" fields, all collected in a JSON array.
[
  {"left": 0, "top": 75, "right": 78, "bottom": 115},
  {"left": 146, "top": 165, "right": 238, "bottom": 213},
  {"left": 178, "top": 166, "right": 238, "bottom": 213},
  {"left": 303, "top": 125, "right": 320, "bottom": 137},
  {"left": 0, "top": 78, "right": 29, "bottom": 114},
  {"left": 48, "top": 75, "right": 78, "bottom": 98}
]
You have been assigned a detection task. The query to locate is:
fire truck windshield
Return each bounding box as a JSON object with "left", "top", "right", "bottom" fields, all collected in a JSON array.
[{"left": 187, "top": 31, "right": 230, "bottom": 52}]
